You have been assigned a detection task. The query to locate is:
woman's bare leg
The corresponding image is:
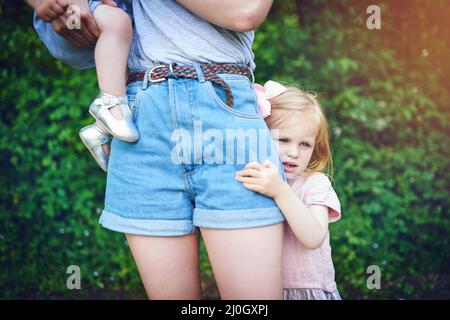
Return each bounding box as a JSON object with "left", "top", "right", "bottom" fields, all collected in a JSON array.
[
  {"left": 200, "top": 223, "right": 284, "bottom": 300},
  {"left": 125, "top": 233, "right": 202, "bottom": 300}
]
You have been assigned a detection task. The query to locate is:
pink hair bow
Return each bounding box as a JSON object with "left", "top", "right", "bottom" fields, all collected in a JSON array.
[{"left": 253, "top": 80, "right": 287, "bottom": 118}]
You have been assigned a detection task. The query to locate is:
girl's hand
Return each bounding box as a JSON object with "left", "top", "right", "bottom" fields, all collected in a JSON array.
[
  {"left": 35, "top": 0, "right": 69, "bottom": 22},
  {"left": 235, "top": 160, "right": 288, "bottom": 199}
]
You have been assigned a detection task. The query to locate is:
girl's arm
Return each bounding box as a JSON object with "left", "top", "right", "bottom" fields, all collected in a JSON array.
[
  {"left": 176, "top": 0, "right": 273, "bottom": 32},
  {"left": 235, "top": 160, "right": 329, "bottom": 249},
  {"left": 274, "top": 183, "right": 329, "bottom": 249}
]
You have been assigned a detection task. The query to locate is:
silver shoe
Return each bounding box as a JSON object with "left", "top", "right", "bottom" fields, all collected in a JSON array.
[
  {"left": 89, "top": 92, "right": 139, "bottom": 143},
  {"left": 79, "top": 124, "right": 112, "bottom": 172}
]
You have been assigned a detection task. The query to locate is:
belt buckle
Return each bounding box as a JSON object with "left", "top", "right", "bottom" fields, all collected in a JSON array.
[{"left": 149, "top": 64, "right": 167, "bottom": 83}]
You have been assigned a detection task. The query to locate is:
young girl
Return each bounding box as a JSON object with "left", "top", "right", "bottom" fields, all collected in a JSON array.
[
  {"left": 30, "top": 0, "right": 138, "bottom": 172},
  {"left": 235, "top": 81, "right": 342, "bottom": 300}
]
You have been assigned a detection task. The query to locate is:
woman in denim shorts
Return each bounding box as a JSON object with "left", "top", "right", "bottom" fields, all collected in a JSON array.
[{"left": 34, "top": 0, "right": 285, "bottom": 299}]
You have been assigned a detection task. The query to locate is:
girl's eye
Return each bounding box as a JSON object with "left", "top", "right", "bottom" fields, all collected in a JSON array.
[
  {"left": 300, "top": 142, "right": 311, "bottom": 147},
  {"left": 279, "top": 138, "right": 288, "bottom": 143}
]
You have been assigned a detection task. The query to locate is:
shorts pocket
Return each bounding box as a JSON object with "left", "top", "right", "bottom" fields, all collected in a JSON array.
[{"left": 204, "top": 76, "right": 261, "bottom": 119}]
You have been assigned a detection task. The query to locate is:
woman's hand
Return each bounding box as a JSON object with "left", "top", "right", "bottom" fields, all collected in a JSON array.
[
  {"left": 34, "top": 0, "right": 69, "bottom": 22},
  {"left": 48, "top": 0, "right": 100, "bottom": 47},
  {"left": 235, "top": 160, "right": 288, "bottom": 199}
]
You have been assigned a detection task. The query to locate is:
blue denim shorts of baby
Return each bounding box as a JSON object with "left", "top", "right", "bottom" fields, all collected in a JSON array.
[
  {"left": 33, "top": 0, "right": 127, "bottom": 70},
  {"left": 99, "top": 64, "right": 287, "bottom": 236}
]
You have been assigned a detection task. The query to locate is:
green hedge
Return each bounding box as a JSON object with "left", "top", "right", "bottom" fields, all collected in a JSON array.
[
  {"left": 1, "top": 0, "right": 449, "bottom": 299},
  {"left": 253, "top": 0, "right": 449, "bottom": 299}
]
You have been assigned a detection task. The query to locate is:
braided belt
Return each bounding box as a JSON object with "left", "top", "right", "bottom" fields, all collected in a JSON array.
[{"left": 127, "top": 63, "right": 252, "bottom": 108}]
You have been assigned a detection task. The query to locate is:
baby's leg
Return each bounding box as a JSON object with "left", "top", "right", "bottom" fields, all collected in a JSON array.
[{"left": 93, "top": 4, "right": 132, "bottom": 127}]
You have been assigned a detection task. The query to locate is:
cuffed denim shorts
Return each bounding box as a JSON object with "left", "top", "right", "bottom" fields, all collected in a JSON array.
[
  {"left": 99, "top": 64, "right": 287, "bottom": 236},
  {"left": 33, "top": 0, "right": 127, "bottom": 70}
]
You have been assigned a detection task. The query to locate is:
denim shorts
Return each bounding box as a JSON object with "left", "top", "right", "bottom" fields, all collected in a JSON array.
[
  {"left": 33, "top": 0, "right": 127, "bottom": 70},
  {"left": 99, "top": 64, "right": 287, "bottom": 236}
]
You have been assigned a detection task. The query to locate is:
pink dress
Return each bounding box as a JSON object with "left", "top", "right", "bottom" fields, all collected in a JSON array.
[{"left": 282, "top": 172, "right": 342, "bottom": 300}]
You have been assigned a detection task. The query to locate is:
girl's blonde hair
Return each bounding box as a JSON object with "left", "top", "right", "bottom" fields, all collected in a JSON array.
[{"left": 265, "top": 85, "right": 333, "bottom": 178}]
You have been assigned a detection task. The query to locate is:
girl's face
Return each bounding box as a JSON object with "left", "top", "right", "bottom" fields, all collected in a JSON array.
[{"left": 271, "top": 113, "right": 319, "bottom": 180}]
